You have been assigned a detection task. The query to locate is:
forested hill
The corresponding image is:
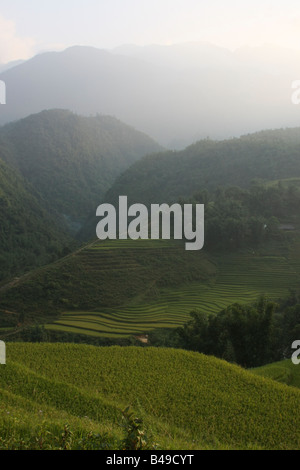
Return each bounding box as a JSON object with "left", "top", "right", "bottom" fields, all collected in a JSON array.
[
  {"left": 0, "top": 153, "right": 72, "bottom": 282},
  {"left": 0, "top": 109, "right": 162, "bottom": 281},
  {"left": 104, "top": 127, "right": 300, "bottom": 207},
  {"left": 0, "top": 109, "right": 163, "bottom": 228}
]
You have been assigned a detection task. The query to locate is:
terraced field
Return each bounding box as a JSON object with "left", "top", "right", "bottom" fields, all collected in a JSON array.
[{"left": 47, "top": 236, "right": 300, "bottom": 338}]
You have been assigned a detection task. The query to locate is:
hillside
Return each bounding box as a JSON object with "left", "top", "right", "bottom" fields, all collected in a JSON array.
[
  {"left": 0, "top": 238, "right": 217, "bottom": 333},
  {"left": 0, "top": 343, "right": 299, "bottom": 450},
  {"left": 1, "top": 225, "right": 300, "bottom": 341},
  {"left": 2, "top": 172, "right": 300, "bottom": 339},
  {"left": 104, "top": 128, "right": 300, "bottom": 208},
  {"left": 0, "top": 109, "right": 162, "bottom": 233},
  {"left": 0, "top": 153, "right": 71, "bottom": 283},
  {"left": 252, "top": 360, "right": 300, "bottom": 389}
]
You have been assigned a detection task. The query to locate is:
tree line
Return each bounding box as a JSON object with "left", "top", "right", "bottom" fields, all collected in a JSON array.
[{"left": 149, "top": 292, "right": 300, "bottom": 368}]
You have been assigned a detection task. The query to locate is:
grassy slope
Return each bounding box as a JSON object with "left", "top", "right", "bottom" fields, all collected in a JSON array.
[
  {"left": 0, "top": 343, "right": 299, "bottom": 450},
  {"left": 252, "top": 359, "right": 300, "bottom": 389}
]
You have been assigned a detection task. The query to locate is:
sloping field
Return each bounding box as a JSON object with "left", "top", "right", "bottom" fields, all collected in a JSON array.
[
  {"left": 48, "top": 237, "right": 300, "bottom": 338},
  {"left": 1, "top": 343, "right": 300, "bottom": 450},
  {"left": 252, "top": 359, "right": 300, "bottom": 389}
]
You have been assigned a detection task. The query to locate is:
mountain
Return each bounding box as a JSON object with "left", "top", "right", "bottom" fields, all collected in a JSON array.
[
  {"left": 0, "top": 60, "right": 24, "bottom": 74},
  {"left": 0, "top": 109, "right": 163, "bottom": 232},
  {"left": 0, "top": 44, "right": 300, "bottom": 148},
  {"left": 103, "top": 127, "right": 300, "bottom": 208},
  {"left": 0, "top": 109, "right": 162, "bottom": 281},
  {"left": 113, "top": 42, "right": 300, "bottom": 75},
  {"left": 112, "top": 41, "right": 237, "bottom": 70}
]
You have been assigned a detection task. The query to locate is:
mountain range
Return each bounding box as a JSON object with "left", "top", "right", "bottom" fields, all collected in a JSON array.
[{"left": 0, "top": 43, "right": 300, "bottom": 148}]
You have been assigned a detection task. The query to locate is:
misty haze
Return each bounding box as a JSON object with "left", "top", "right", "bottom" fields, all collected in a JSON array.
[{"left": 0, "top": 42, "right": 300, "bottom": 148}]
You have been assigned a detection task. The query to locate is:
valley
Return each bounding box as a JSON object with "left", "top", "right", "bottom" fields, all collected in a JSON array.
[{"left": 0, "top": 107, "right": 300, "bottom": 450}]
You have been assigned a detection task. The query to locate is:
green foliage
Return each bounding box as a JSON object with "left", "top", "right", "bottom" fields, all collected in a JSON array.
[
  {"left": 177, "top": 297, "right": 278, "bottom": 368},
  {"left": 0, "top": 404, "right": 154, "bottom": 450},
  {"left": 280, "top": 304, "right": 300, "bottom": 355},
  {"left": 0, "top": 423, "right": 119, "bottom": 450},
  {"left": 181, "top": 182, "right": 300, "bottom": 251},
  {"left": 120, "top": 406, "right": 157, "bottom": 450},
  {"left": 175, "top": 287, "right": 300, "bottom": 368},
  {"left": 0, "top": 155, "right": 73, "bottom": 282},
  {"left": 0, "top": 109, "right": 162, "bottom": 281},
  {"left": 105, "top": 128, "right": 300, "bottom": 208},
  {"left": 0, "top": 109, "right": 162, "bottom": 226}
]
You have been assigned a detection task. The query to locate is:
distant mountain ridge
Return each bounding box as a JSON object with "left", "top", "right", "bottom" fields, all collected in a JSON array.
[
  {"left": 0, "top": 43, "right": 299, "bottom": 148},
  {"left": 0, "top": 60, "right": 25, "bottom": 74}
]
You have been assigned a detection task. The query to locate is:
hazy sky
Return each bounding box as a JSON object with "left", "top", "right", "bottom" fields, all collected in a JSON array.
[{"left": 1, "top": 0, "right": 300, "bottom": 63}]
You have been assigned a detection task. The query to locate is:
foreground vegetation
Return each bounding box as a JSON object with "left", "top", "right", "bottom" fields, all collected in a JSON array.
[
  {"left": 0, "top": 343, "right": 299, "bottom": 450},
  {"left": 252, "top": 359, "right": 300, "bottom": 389}
]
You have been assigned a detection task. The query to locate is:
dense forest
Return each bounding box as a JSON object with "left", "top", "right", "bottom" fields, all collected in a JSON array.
[
  {"left": 105, "top": 128, "right": 300, "bottom": 207},
  {"left": 0, "top": 110, "right": 162, "bottom": 281},
  {"left": 0, "top": 152, "right": 72, "bottom": 282},
  {"left": 149, "top": 292, "right": 300, "bottom": 369},
  {"left": 0, "top": 109, "right": 162, "bottom": 227},
  {"left": 182, "top": 181, "right": 300, "bottom": 251}
]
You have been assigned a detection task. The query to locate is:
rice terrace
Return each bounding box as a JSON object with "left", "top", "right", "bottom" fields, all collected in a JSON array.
[{"left": 45, "top": 236, "right": 300, "bottom": 339}]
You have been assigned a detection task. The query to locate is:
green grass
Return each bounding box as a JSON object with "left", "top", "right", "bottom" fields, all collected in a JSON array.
[
  {"left": 251, "top": 360, "right": 300, "bottom": 389},
  {"left": 0, "top": 343, "right": 300, "bottom": 450}
]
